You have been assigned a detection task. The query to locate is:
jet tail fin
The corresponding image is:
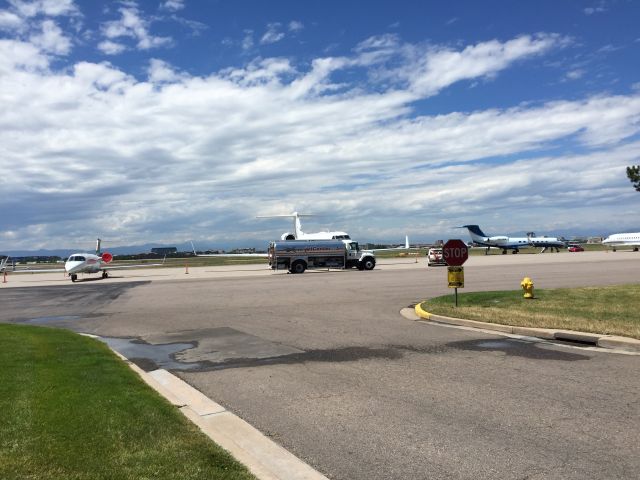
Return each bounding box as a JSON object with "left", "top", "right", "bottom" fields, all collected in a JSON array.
[{"left": 460, "top": 225, "right": 487, "bottom": 237}]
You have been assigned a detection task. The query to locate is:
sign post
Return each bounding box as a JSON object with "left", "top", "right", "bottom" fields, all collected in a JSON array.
[{"left": 443, "top": 239, "right": 469, "bottom": 307}]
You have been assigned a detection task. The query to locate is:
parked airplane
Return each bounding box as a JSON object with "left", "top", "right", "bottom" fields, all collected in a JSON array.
[
  {"left": 2, "top": 239, "right": 162, "bottom": 282},
  {"left": 64, "top": 239, "right": 165, "bottom": 282},
  {"left": 460, "top": 225, "right": 566, "bottom": 254},
  {"left": 256, "top": 212, "right": 351, "bottom": 240},
  {"left": 602, "top": 232, "right": 640, "bottom": 251},
  {"left": 192, "top": 212, "right": 410, "bottom": 257}
]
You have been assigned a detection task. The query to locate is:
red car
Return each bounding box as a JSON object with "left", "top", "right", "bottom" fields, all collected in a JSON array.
[{"left": 568, "top": 245, "right": 584, "bottom": 252}]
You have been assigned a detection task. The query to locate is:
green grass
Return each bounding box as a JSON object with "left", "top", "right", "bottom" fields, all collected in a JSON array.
[
  {"left": 0, "top": 324, "right": 255, "bottom": 480},
  {"left": 420, "top": 284, "right": 640, "bottom": 339}
]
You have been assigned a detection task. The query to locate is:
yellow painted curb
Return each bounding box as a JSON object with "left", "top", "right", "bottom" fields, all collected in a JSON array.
[
  {"left": 412, "top": 300, "right": 640, "bottom": 353},
  {"left": 414, "top": 302, "right": 431, "bottom": 319}
]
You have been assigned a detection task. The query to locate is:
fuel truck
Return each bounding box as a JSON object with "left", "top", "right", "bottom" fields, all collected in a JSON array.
[{"left": 268, "top": 239, "right": 376, "bottom": 274}]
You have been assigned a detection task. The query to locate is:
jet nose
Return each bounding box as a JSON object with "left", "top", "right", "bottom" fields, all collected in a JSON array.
[{"left": 65, "top": 261, "right": 83, "bottom": 274}]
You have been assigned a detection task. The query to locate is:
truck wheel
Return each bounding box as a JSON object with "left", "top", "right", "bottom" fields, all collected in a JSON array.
[
  {"left": 361, "top": 258, "right": 376, "bottom": 270},
  {"left": 290, "top": 261, "right": 306, "bottom": 274}
]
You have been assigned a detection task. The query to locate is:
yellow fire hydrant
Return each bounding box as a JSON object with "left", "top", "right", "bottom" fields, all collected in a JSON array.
[{"left": 521, "top": 277, "right": 534, "bottom": 299}]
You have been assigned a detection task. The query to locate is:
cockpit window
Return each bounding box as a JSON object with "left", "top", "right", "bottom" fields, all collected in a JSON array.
[
  {"left": 68, "top": 256, "right": 86, "bottom": 262},
  {"left": 332, "top": 235, "right": 351, "bottom": 240}
]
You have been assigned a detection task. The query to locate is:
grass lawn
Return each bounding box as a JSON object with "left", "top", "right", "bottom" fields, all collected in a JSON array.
[
  {"left": 0, "top": 324, "right": 255, "bottom": 480},
  {"left": 420, "top": 284, "right": 640, "bottom": 339}
]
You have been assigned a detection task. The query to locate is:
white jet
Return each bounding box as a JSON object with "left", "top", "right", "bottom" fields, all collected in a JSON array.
[
  {"left": 257, "top": 212, "right": 351, "bottom": 240},
  {"left": 461, "top": 225, "right": 566, "bottom": 254},
  {"left": 602, "top": 232, "right": 640, "bottom": 251},
  {"left": 2, "top": 239, "right": 162, "bottom": 282}
]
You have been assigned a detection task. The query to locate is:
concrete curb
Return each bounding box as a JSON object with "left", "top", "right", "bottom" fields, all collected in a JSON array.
[
  {"left": 114, "top": 355, "right": 328, "bottom": 480},
  {"left": 414, "top": 304, "right": 640, "bottom": 353}
]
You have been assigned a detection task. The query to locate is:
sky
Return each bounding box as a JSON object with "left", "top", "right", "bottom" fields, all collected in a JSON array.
[{"left": 1, "top": 0, "right": 639, "bottom": 251}]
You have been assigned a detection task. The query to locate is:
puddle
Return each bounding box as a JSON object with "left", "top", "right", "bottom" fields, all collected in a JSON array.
[
  {"left": 99, "top": 336, "right": 203, "bottom": 371},
  {"left": 446, "top": 338, "right": 590, "bottom": 361}
]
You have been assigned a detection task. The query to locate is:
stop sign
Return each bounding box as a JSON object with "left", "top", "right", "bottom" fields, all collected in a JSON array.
[{"left": 443, "top": 239, "right": 468, "bottom": 266}]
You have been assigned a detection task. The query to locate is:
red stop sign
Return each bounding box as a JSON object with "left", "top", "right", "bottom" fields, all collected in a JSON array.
[{"left": 443, "top": 239, "right": 468, "bottom": 266}]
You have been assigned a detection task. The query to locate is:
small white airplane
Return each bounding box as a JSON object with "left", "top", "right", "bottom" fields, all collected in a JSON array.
[
  {"left": 64, "top": 238, "right": 115, "bottom": 282},
  {"left": 257, "top": 212, "right": 351, "bottom": 240},
  {"left": 602, "top": 232, "right": 640, "bottom": 251},
  {"left": 2, "top": 239, "right": 162, "bottom": 282},
  {"left": 460, "top": 225, "right": 566, "bottom": 254}
]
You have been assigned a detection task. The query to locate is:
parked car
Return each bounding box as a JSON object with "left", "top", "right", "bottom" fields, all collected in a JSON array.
[
  {"left": 427, "top": 247, "right": 446, "bottom": 266},
  {"left": 568, "top": 244, "right": 584, "bottom": 252}
]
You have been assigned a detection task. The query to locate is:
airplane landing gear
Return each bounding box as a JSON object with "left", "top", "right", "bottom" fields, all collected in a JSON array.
[
  {"left": 71, "top": 274, "right": 77, "bottom": 282},
  {"left": 101, "top": 271, "right": 108, "bottom": 279}
]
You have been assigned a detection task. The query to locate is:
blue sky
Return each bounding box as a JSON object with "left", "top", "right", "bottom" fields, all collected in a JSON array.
[{"left": 0, "top": 0, "right": 639, "bottom": 250}]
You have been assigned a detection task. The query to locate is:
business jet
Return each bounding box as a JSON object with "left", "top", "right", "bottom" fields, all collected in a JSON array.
[
  {"left": 460, "top": 225, "right": 566, "bottom": 254},
  {"left": 192, "top": 212, "right": 410, "bottom": 257},
  {"left": 2, "top": 239, "right": 162, "bottom": 282},
  {"left": 602, "top": 232, "right": 640, "bottom": 251},
  {"left": 257, "top": 212, "right": 351, "bottom": 240}
]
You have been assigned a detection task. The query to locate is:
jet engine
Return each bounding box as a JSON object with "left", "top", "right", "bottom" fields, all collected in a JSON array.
[
  {"left": 101, "top": 252, "right": 113, "bottom": 263},
  {"left": 281, "top": 232, "right": 296, "bottom": 240}
]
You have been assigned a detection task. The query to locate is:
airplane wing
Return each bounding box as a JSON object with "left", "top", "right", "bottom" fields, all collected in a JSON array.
[
  {"left": 102, "top": 262, "right": 165, "bottom": 270},
  {"left": 0, "top": 258, "right": 66, "bottom": 273}
]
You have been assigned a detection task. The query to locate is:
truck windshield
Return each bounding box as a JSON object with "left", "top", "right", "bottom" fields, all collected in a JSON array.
[{"left": 351, "top": 242, "right": 359, "bottom": 251}]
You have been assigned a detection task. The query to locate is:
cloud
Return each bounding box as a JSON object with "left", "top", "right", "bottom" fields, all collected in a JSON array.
[
  {"left": 8, "top": 0, "right": 79, "bottom": 18},
  {"left": 97, "top": 39, "right": 126, "bottom": 55},
  {"left": 260, "top": 22, "right": 285, "bottom": 45},
  {"left": 565, "top": 69, "right": 585, "bottom": 81},
  {"left": 0, "top": 9, "right": 23, "bottom": 30},
  {"left": 160, "top": 0, "right": 185, "bottom": 12},
  {"left": 584, "top": 2, "right": 607, "bottom": 15},
  {"left": 288, "top": 20, "right": 303, "bottom": 32},
  {"left": 408, "top": 33, "right": 569, "bottom": 96},
  {"left": 1, "top": 30, "right": 639, "bottom": 248},
  {"left": 241, "top": 29, "right": 253, "bottom": 50},
  {"left": 29, "top": 19, "right": 71, "bottom": 54},
  {"left": 147, "top": 58, "right": 185, "bottom": 83},
  {"left": 101, "top": 4, "right": 172, "bottom": 51}
]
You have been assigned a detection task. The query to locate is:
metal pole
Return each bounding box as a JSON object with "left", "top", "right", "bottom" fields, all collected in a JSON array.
[{"left": 455, "top": 287, "right": 458, "bottom": 307}]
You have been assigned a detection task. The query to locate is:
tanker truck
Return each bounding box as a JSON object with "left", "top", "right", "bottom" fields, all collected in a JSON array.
[{"left": 268, "top": 239, "right": 376, "bottom": 274}]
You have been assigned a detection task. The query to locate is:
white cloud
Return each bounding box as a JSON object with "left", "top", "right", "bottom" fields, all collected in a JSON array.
[
  {"left": 0, "top": 9, "right": 23, "bottom": 30},
  {"left": 0, "top": 39, "right": 49, "bottom": 73},
  {"left": 260, "top": 23, "right": 284, "bottom": 45},
  {"left": 1, "top": 31, "right": 639, "bottom": 248},
  {"left": 8, "top": 0, "right": 78, "bottom": 18},
  {"left": 409, "top": 34, "right": 569, "bottom": 96},
  {"left": 241, "top": 29, "right": 253, "bottom": 50},
  {"left": 565, "top": 69, "right": 585, "bottom": 80},
  {"left": 29, "top": 19, "right": 71, "bottom": 55},
  {"left": 289, "top": 20, "right": 303, "bottom": 32},
  {"left": 161, "top": 0, "right": 185, "bottom": 12},
  {"left": 148, "top": 58, "right": 184, "bottom": 83},
  {"left": 101, "top": 5, "right": 171, "bottom": 51},
  {"left": 584, "top": 2, "right": 607, "bottom": 15},
  {"left": 98, "top": 39, "right": 126, "bottom": 55}
]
